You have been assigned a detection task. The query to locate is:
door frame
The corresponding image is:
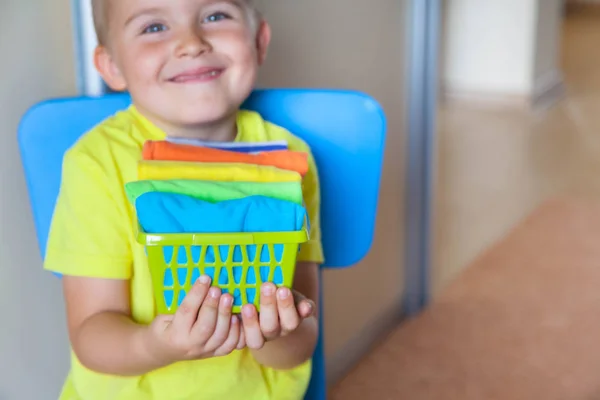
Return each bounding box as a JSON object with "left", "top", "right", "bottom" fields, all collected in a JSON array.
[
  {"left": 71, "top": 0, "right": 105, "bottom": 96},
  {"left": 404, "top": 0, "right": 440, "bottom": 315}
]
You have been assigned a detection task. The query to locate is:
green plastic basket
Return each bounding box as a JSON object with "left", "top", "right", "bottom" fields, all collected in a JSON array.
[{"left": 136, "top": 224, "right": 308, "bottom": 315}]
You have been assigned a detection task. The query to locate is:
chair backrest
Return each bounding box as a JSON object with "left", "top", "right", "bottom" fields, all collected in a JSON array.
[{"left": 18, "top": 89, "right": 386, "bottom": 268}]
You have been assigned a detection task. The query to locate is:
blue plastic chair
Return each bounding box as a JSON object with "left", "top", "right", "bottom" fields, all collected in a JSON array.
[{"left": 18, "top": 88, "right": 386, "bottom": 400}]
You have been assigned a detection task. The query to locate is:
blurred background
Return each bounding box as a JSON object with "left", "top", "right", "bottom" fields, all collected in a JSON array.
[{"left": 2, "top": 0, "right": 600, "bottom": 398}]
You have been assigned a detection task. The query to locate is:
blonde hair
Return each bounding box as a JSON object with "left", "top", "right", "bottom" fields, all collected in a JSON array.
[
  {"left": 91, "top": 0, "right": 261, "bottom": 47},
  {"left": 91, "top": 0, "right": 109, "bottom": 46}
]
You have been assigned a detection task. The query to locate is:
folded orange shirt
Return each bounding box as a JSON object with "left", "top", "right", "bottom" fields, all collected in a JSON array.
[{"left": 143, "top": 140, "right": 309, "bottom": 177}]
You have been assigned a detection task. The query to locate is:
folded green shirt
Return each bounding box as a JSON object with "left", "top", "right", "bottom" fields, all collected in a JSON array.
[{"left": 125, "top": 179, "right": 304, "bottom": 206}]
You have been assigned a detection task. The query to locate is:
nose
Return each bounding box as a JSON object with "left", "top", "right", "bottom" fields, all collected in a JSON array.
[{"left": 175, "top": 29, "right": 212, "bottom": 58}]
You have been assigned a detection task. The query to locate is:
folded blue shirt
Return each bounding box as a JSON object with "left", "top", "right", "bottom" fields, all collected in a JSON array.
[
  {"left": 136, "top": 192, "right": 306, "bottom": 267},
  {"left": 136, "top": 192, "right": 306, "bottom": 234}
]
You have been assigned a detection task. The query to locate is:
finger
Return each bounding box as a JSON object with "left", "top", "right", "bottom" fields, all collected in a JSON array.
[
  {"left": 190, "top": 286, "right": 222, "bottom": 344},
  {"left": 298, "top": 299, "right": 316, "bottom": 319},
  {"left": 171, "top": 275, "right": 212, "bottom": 333},
  {"left": 277, "top": 287, "right": 300, "bottom": 335},
  {"left": 292, "top": 290, "right": 316, "bottom": 319},
  {"left": 241, "top": 304, "right": 265, "bottom": 350},
  {"left": 214, "top": 315, "right": 241, "bottom": 357},
  {"left": 236, "top": 321, "right": 246, "bottom": 350},
  {"left": 205, "top": 294, "right": 234, "bottom": 351},
  {"left": 259, "top": 283, "right": 280, "bottom": 341}
]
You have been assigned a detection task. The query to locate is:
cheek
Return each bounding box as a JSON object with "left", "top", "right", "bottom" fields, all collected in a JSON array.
[
  {"left": 123, "top": 42, "right": 168, "bottom": 82},
  {"left": 226, "top": 42, "right": 259, "bottom": 81},
  {"left": 236, "top": 49, "right": 259, "bottom": 87},
  {"left": 215, "top": 30, "right": 258, "bottom": 64}
]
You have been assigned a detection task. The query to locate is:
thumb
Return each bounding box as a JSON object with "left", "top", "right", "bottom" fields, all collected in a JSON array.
[
  {"left": 298, "top": 299, "right": 316, "bottom": 318},
  {"left": 292, "top": 290, "right": 316, "bottom": 318}
]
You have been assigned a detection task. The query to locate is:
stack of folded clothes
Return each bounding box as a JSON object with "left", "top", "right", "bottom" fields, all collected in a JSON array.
[{"left": 125, "top": 139, "right": 310, "bottom": 311}]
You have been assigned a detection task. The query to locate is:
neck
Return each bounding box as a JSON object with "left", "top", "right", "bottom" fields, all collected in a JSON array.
[{"left": 138, "top": 107, "right": 238, "bottom": 142}]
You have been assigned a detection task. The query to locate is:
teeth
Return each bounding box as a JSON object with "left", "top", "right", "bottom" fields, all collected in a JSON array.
[{"left": 173, "top": 70, "right": 220, "bottom": 81}]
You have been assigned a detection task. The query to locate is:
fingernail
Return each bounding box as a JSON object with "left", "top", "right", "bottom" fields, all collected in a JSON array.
[
  {"left": 231, "top": 315, "right": 238, "bottom": 324},
  {"left": 262, "top": 284, "right": 274, "bottom": 295},
  {"left": 209, "top": 287, "right": 220, "bottom": 298},
  {"left": 243, "top": 306, "right": 254, "bottom": 318},
  {"left": 222, "top": 295, "right": 233, "bottom": 307},
  {"left": 278, "top": 288, "right": 290, "bottom": 299},
  {"left": 198, "top": 275, "right": 210, "bottom": 284}
]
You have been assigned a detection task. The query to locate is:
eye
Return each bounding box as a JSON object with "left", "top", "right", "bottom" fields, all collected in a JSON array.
[
  {"left": 142, "top": 23, "right": 168, "bottom": 34},
  {"left": 204, "top": 12, "right": 231, "bottom": 23}
]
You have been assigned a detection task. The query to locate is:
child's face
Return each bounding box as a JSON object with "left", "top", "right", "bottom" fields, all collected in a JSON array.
[{"left": 95, "top": 0, "right": 270, "bottom": 131}]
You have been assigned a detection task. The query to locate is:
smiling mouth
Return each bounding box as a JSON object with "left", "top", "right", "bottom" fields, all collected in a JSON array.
[{"left": 169, "top": 68, "right": 224, "bottom": 83}]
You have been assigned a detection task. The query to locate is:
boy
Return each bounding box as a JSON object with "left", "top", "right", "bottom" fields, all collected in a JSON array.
[{"left": 44, "top": 0, "right": 324, "bottom": 399}]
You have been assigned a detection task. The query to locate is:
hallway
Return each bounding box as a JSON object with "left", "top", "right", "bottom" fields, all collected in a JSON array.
[
  {"left": 433, "top": 4, "right": 600, "bottom": 294},
  {"left": 332, "top": 4, "right": 600, "bottom": 399}
]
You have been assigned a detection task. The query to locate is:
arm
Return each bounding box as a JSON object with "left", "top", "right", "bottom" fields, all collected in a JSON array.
[
  {"left": 64, "top": 274, "right": 243, "bottom": 376},
  {"left": 247, "top": 262, "right": 320, "bottom": 370},
  {"left": 63, "top": 276, "right": 168, "bottom": 376}
]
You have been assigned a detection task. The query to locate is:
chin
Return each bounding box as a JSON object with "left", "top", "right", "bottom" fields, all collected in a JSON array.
[{"left": 175, "top": 106, "right": 237, "bottom": 126}]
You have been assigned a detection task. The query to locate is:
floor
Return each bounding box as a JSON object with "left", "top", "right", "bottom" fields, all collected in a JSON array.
[
  {"left": 332, "top": 198, "right": 600, "bottom": 399},
  {"left": 432, "top": 5, "right": 600, "bottom": 294}
]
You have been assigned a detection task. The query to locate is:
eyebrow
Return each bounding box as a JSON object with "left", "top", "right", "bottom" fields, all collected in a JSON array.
[
  {"left": 124, "top": 7, "right": 165, "bottom": 28},
  {"left": 204, "top": 0, "right": 245, "bottom": 11},
  {"left": 123, "top": 1, "right": 246, "bottom": 28},
  {"left": 225, "top": 0, "right": 245, "bottom": 9}
]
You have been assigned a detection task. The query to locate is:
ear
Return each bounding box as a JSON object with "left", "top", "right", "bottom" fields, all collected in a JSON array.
[
  {"left": 255, "top": 20, "right": 271, "bottom": 65},
  {"left": 94, "top": 46, "right": 127, "bottom": 92}
]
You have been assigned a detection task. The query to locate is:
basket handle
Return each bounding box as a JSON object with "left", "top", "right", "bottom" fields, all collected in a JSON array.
[
  {"left": 188, "top": 233, "right": 257, "bottom": 245},
  {"left": 142, "top": 232, "right": 258, "bottom": 246}
]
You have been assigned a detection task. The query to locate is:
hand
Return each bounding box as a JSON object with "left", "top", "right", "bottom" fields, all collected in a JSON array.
[
  {"left": 240, "top": 282, "right": 316, "bottom": 350},
  {"left": 144, "top": 275, "right": 245, "bottom": 364}
]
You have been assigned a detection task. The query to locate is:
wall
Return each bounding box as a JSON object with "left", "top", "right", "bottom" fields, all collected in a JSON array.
[
  {"left": 254, "top": 0, "right": 408, "bottom": 383},
  {"left": 443, "top": 0, "right": 538, "bottom": 96},
  {"left": 0, "top": 0, "right": 76, "bottom": 399},
  {"left": 442, "top": 0, "right": 563, "bottom": 104}
]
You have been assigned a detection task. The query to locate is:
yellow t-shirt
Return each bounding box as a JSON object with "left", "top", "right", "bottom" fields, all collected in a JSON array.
[{"left": 44, "top": 106, "right": 324, "bottom": 400}]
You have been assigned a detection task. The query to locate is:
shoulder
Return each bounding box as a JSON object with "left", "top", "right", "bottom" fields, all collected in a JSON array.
[
  {"left": 67, "top": 106, "right": 143, "bottom": 158},
  {"left": 237, "top": 110, "right": 313, "bottom": 154},
  {"left": 63, "top": 107, "right": 145, "bottom": 182}
]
